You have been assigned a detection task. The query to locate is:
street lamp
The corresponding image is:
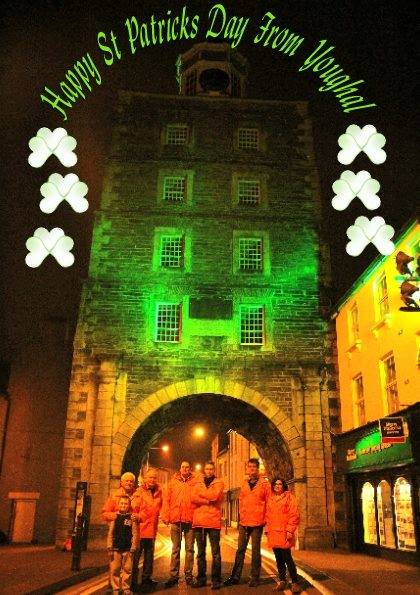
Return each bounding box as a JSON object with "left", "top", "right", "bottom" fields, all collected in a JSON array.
[
  {"left": 193, "top": 425, "right": 206, "bottom": 439},
  {"left": 144, "top": 444, "right": 170, "bottom": 471}
]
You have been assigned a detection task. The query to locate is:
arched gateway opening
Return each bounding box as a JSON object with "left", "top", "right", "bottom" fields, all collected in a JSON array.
[{"left": 122, "top": 393, "right": 293, "bottom": 480}]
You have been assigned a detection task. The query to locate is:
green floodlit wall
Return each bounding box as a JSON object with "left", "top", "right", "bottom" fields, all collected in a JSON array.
[{"left": 81, "top": 93, "right": 328, "bottom": 397}]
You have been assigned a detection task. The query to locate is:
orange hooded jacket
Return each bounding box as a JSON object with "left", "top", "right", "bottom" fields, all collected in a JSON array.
[
  {"left": 101, "top": 487, "right": 135, "bottom": 522},
  {"left": 132, "top": 482, "right": 163, "bottom": 539},
  {"left": 161, "top": 472, "right": 200, "bottom": 524},
  {"left": 265, "top": 490, "right": 300, "bottom": 548},
  {"left": 192, "top": 477, "right": 225, "bottom": 530},
  {"left": 238, "top": 476, "right": 270, "bottom": 527}
]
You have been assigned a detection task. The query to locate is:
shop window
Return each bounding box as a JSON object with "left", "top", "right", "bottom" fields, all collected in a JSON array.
[
  {"left": 353, "top": 374, "right": 366, "bottom": 426},
  {"left": 377, "top": 480, "right": 395, "bottom": 548},
  {"left": 394, "top": 477, "right": 416, "bottom": 551},
  {"left": 361, "top": 482, "right": 377, "bottom": 544},
  {"left": 375, "top": 273, "right": 389, "bottom": 319},
  {"left": 382, "top": 353, "right": 399, "bottom": 413}
]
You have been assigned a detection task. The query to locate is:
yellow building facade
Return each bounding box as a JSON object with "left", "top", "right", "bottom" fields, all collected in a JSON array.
[{"left": 335, "top": 220, "right": 419, "bottom": 432}]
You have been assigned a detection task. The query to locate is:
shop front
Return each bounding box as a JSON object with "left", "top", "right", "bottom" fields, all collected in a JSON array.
[{"left": 335, "top": 404, "right": 420, "bottom": 563}]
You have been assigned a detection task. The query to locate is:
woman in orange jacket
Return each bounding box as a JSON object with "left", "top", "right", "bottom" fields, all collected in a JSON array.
[{"left": 265, "top": 477, "right": 301, "bottom": 593}]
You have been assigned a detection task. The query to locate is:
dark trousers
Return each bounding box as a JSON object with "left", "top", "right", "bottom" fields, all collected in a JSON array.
[
  {"left": 170, "top": 522, "right": 194, "bottom": 579},
  {"left": 139, "top": 538, "right": 155, "bottom": 581},
  {"left": 273, "top": 547, "right": 298, "bottom": 582},
  {"left": 194, "top": 528, "right": 221, "bottom": 584},
  {"left": 131, "top": 538, "right": 155, "bottom": 586},
  {"left": 230, "top": 524, "right": 263, "bottom": 581}
]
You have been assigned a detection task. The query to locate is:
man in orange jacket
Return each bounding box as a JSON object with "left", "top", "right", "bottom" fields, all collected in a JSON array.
[
  {"left": 191, "top": 461, "right": 224, "bottom": 590},
  {"left": 132, "top": 468, "right": 163, "bottom": 590},
  {"left": 162, "top": 461, "right": 200, "bottom": 588},
  {"left": 224, "top": 458, "right": 270, "bottom": 588},
  {"left": 102, "top": 472, "right": 136, "bottom": 522}
]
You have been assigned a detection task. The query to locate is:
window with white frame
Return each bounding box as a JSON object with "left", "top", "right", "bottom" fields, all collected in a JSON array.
[
  {"left": 238, "top": 237, "right": 263, "bottom": 272},
  {"left": 238, "top": 179, "right": 261, "bottom": 205},
  {"left": 382, "top": 353, "right": 399, "bottom": 413},
  {"left": 238, "top": 127, "right": 259, "bottom": 149},
  {"left": 349, "top": 303, "right": 360, "bottom": 343},
  {"left": 163, "top": 176, "right": 186, "bottom": 202},
  {"left": 160, "top": 235, "right": 184, "bottom": 268},
  {"left": 353, "top": 374, "right": 366, "bottom": 425},
  {"left": 166, "top": 124, "right": 189, "bottom": 146},
  {"left": 155, "top": 303, "right": 181, "bottom": 342},
  {"left": 376, "top": 273, "right": 389, "bottom": 318},
  {"left": 240, "top": 305, "right": 264, "bottom": 345}
]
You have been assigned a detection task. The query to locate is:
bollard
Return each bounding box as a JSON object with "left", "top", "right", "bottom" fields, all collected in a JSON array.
[{"left": 71, "top": 513, "right": 86, "bottom": 571}]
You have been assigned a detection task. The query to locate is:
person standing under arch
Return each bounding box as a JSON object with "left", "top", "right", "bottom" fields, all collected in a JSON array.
[
  {"left": 224, "top": 458, "right": 270, "bottom": 588},
  {"left": 266, "top": 477, "right": 301, "bottom": 593},
  {"left": 191, "top": 461, "right": 224, "bottom": 590},
  {"left": 102, "top": 472, "right": 136, "bottom": 522},
  {"left": 162, "top": 461, "right": 200, "bottom": 588}
]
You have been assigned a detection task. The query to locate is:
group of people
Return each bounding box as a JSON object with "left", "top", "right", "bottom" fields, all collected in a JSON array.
[{"left": 102, "top": 458, "right": 301, "bottom": 594}]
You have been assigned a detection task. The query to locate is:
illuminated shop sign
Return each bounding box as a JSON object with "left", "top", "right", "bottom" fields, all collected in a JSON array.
[
  {"left": 346, "top": 427, "right": 413, "bottom": 472},
  {"left": 379, "top": 417, "right": 406, "bottom": 444}
]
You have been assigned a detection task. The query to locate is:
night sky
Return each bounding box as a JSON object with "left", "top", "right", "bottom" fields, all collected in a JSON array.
[{"left": 1, "top": 0, "right": 418, "bottom": 363}]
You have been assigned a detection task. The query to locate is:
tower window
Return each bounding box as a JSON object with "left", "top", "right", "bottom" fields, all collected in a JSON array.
[
  {"left": 163, "top": 176, "right": 186, "bottom": 202},
  {"left": 186, "top": 71, "right": 197, "bottom": 96},
  {"left": 238, "top": 128, "right": 259, "bottom": 150},
  {"left": 238, "top": 238, "right": 263, "bottom": 272},
  {"left": 160, "top": 235, "right": 184, "bottom": 268},
  {"left": 240, "top": 305, "right": 264, "bottom": 345},
  {"left": 166, "top": 124, "right": 189, "bottom": 146},
  {"left": 353, "top": 374, "right": 365, "bottom": 425},
  {"left": 238, "top": 180, "right": 261, "bottom": 205},
  {"left": 155, "top": 303, "right": 181, "bottom": 342}
]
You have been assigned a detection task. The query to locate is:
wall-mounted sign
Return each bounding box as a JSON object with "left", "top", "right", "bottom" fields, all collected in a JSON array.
[{"left": 379, "top": 417, "right": 406, "bottom": 444}]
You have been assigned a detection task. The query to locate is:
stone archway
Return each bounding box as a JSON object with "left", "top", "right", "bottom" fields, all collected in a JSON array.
[
  {"left": 121, "top": 393, "right": 294, "bottom": 480},
  {"left": 110, "top": 377, "right": 303, "bottom": 485}
]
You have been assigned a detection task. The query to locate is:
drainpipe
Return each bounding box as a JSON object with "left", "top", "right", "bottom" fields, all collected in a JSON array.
[{"left": 0, "top": 390, "right": 11, "bottom": 477}]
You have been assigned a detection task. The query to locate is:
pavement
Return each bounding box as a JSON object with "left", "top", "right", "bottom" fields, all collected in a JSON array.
[{"left": 0, "top": 529, "right": 419, "bottom": 595}]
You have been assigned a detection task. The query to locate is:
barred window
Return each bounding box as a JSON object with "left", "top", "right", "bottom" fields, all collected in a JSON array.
[
  {"left": 163, "top": 176, "right": 186, "bottom": 202},
  {"left": 240, "top": 305, "right": 264, "bottom": 345},
  {"left": 376, "top": 273, "right": 389, "bottom": 319},
  {"left": 239, "top": 238, "right": 263, "bottom": 272},
  {"left": 238, "top": 128, "right": 259, "bottom": 149},
  {"left": 160, "top": 235, "right": 184, "bottom": 268},
  {"left": 353, "top": 374, "right": 365, "bottom": 425},
  {"left": 382, "top": 353, "right": 399, "bottom": 413},
  {"left": 166, "top": 124, "right": 189, "bottom": 146},
  {"left": 155, "top": 303, "right": 181, "bottom": 342},
  {"left": 238, "top": 180, "right": 261, "bottom": 205}
]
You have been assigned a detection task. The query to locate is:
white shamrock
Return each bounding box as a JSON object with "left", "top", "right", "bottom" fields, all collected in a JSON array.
[
  {"left": 25, "top": 227, "right": 75, "bottom": 268},
  {"left": 28, "top": 128, "right": 77, "bottom": 168},
  {"left": 338, "top": 125, "right": 386, "bottom": 165},
  {"left": 40, "top": 173, "right": 89, "bottom": 213},
  {"left": 346, "top": 216, "right": 395, "bottom": 256},
  {"left": 332, "top": 171, "right": 381, "bottom": 211}
]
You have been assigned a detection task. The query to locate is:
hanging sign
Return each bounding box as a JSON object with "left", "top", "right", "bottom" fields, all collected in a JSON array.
[{"left": 379, "top": 417, "right": 406, "bottom": 444}]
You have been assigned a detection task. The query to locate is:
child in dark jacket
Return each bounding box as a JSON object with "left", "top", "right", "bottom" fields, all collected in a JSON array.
[{"left": 107, "top": 495, "right": 138, "bottom": 594}]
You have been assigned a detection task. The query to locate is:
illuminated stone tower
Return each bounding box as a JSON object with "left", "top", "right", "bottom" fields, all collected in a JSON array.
[{"left": 57, "top": 42, "right": 336, "bottom": 549}]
